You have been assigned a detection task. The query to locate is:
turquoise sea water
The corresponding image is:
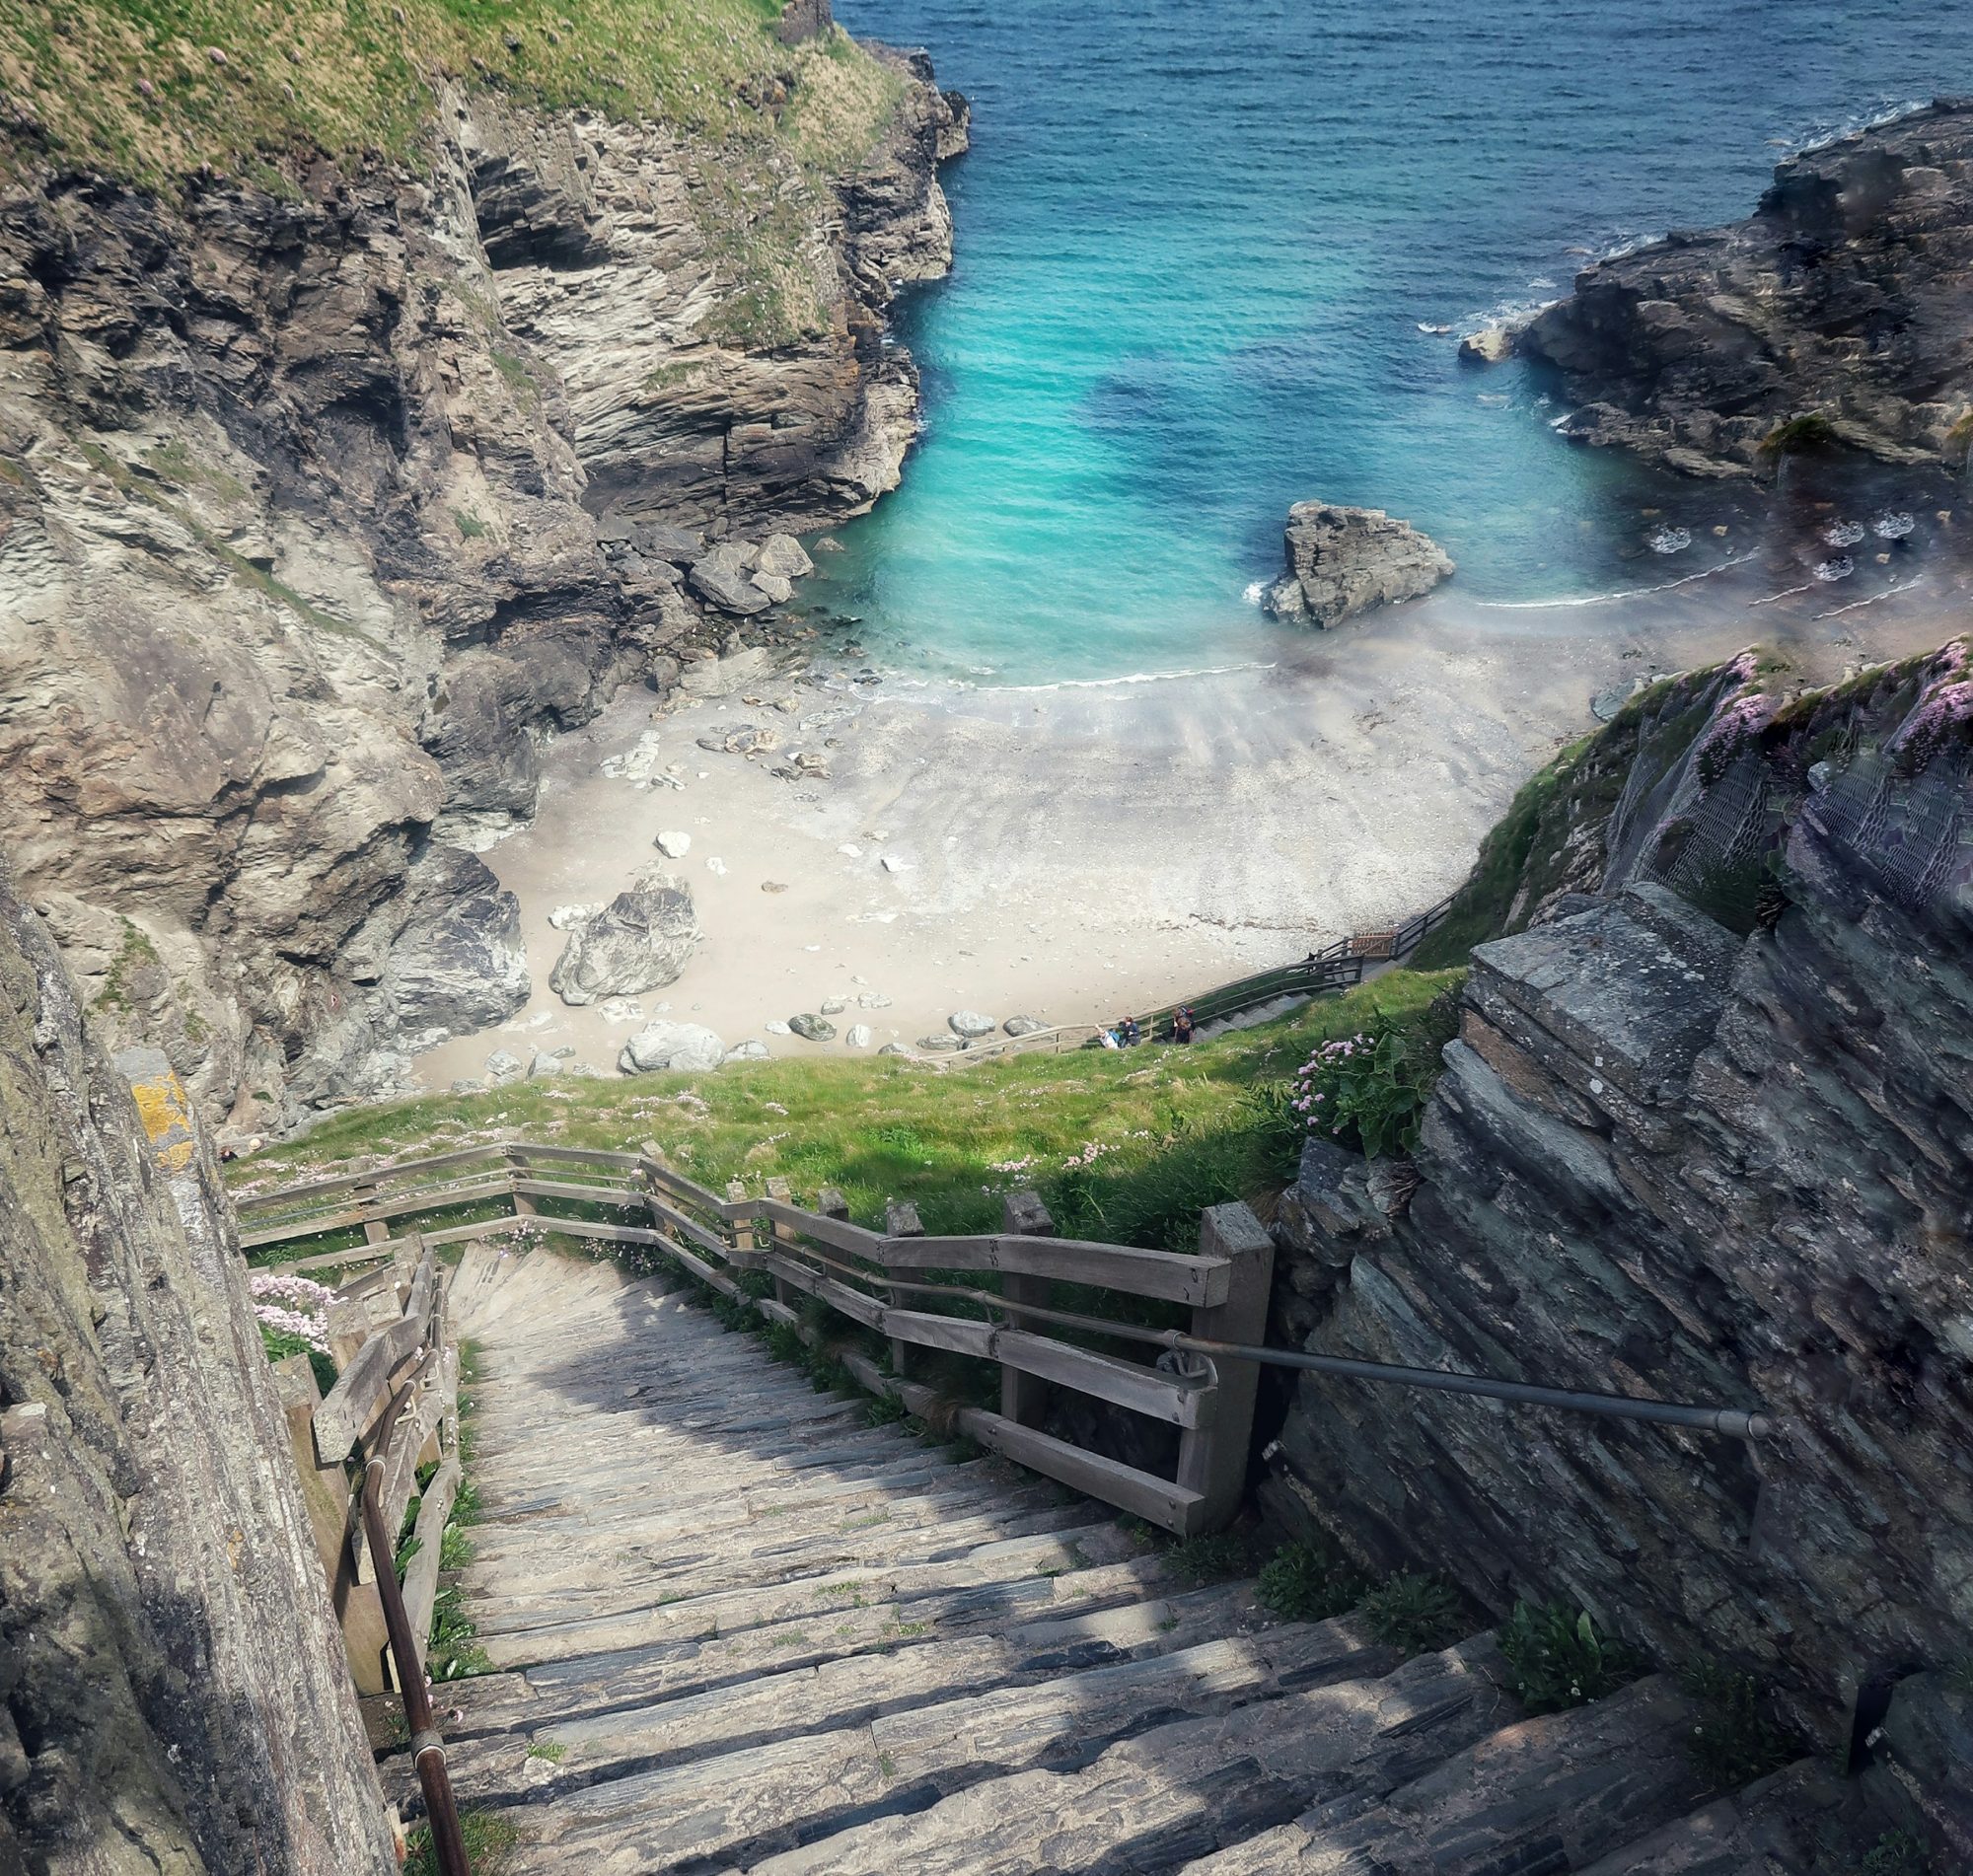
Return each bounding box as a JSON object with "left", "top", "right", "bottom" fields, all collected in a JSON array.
[{"left": 815, "top": 0, "right": 1973, "bottom": 683}]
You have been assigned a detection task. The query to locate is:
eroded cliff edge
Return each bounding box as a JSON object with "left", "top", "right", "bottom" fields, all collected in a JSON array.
[
  {"left": 1265, "top": 641, "right": 1973, "bottom": 1753},
  {"left": 0, "top": 12, "right": 965, "bottom": 1137},
  {"left": 0, "top": 866, "right": 393, "bottom": 1872},
  {"left": 1523, "top": 98, "right": 1973, "bottom": 477}
]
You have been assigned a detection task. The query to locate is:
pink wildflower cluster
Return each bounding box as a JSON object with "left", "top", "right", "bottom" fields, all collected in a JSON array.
[
  {"left": 1061, "top": 1140, "right": 1114, "bottom": 1171},
  {"left": 1891, "top": 677, "right": 1973, "bottom": 775},
  {"left": 250, "top": 1270, "right": 334, "bottom": 1353},
  {"left": 1695, "top": 688, "right": 1779, "bottom": 784},
  {"left": 1292, "top": 1033, "right": 1369, "bottom": 1134},
  {"left": 988, "top": 1154, "right": 1038, "bottom": 1176}
]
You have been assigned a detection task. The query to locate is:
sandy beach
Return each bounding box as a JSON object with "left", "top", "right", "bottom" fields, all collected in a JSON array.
[{"left": 413, "top": 538, "right": 1967, "bottom": 1089}]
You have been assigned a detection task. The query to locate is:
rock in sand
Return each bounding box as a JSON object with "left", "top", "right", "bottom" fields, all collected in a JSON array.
[
  {"left": 548, "top": 866, "right": 701, "bottom": 1006},
  {"left": 845, "top": 1023, "right": 873, "bottom": 1048},
  {"left": 620, "top": 1021, "right": 726, "bottom": 1073},
  {"left": 1003, "top": 1015, "right": 1048, "bottom": 1037},
  {"left": 789, "top": 1013, "right": 837, "bottom": 1042},
  {"left": 654, "top": 830, "right": 692, "bottom": 858},
  {"left": 948, "top": 1010, "right": 997, "bottom": 1038}
]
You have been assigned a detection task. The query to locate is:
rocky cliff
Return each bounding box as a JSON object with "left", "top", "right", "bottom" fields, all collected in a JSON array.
[
  {"left": 0, "top": 9, "right": 965, "bottom": 1138},
  {"left": 1265, "top": 639, "right": 1973, "bottom": 1744},
  {"left": 0, "top": 867, "right": 393, "bottom": 1872},
  {"left": 1522, "top": 99, "right": 1973, "bottom": 477}
]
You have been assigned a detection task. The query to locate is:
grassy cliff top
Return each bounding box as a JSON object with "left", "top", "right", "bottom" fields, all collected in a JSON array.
[
  {"left": 227, "top": 970, "right": 1461, "bottom": 1250},
  {"left": 0, "top": 0, "right": 903, "bottom": 187}
]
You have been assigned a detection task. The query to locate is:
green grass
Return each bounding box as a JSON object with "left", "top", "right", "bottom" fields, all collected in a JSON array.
[
  {"left": 1678, "top": 1661, "right": 1799, "bottom": 1786},
  {"left": 1358, "top": 1573, "right": 1466, "bottom": 1653},
  {"left": 403, "top": 1808, "right": 518, "bottom": 1876},
  {"left": 1256, "top": 1542, "right": 1368, "bottom": 1623},
  {"left": 224, "top": 970, "right": 1461, "bottom": 1250}
]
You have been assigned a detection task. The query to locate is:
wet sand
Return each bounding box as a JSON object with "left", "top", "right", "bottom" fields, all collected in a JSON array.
[{"left": 414, "top": 541, "right": 1966, "bottom": 1088}]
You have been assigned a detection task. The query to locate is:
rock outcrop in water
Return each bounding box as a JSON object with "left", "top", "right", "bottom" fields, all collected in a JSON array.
[
  {"left": 0, "top": 30, "right": 965, "bottom": 1134},
  {"left": 0, "top": 871, "right": 392, "bottom": 1871},
  {"left": 1523, "top": 98, "right": 1973, "bottom": 477},
  {"left": 1264, "top": 640, "right": 1973, "bottom": 1743},
  {"left": 1262, "top": 501, "right": 1454, "bottom": 626}
]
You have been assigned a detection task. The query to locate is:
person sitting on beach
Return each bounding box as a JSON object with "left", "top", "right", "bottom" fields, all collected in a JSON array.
[
  {"left": 1172, "top": 1006, "right": 1195, "bottom": 1045},
  {"left": 1120, "top": 1016, "right": 1142, "bottom": 1046}
]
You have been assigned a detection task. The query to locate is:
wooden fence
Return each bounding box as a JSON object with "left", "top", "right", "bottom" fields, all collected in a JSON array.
[
  {"left": 932, "top": 896, "right": 1458, "bottom": 1065},
  {"left": 239, "top": 1142, "right": 1273, "bottom": 1537}
]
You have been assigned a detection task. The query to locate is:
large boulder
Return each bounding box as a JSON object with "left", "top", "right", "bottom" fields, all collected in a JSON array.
[
  {"left": 688, "top": 541, "right": 774, "bottom": 615},
  {"left": 1262, "top": 502, "right": 1454, "bottom": 627},
  {"left": 375, "top": 849, "right": 531, "bottom": 1046},
  {"left": 619, "top": 1021, "right": 726, "bottom": 1073},
  {"left": 548, "top": 866, "right": 701, "bottom": 1006}
]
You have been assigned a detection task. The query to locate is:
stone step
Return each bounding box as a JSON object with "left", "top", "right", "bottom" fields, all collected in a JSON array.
[
  {"left": 494, "top": 1618, "right": 1411, "bottom": 1875},
  {"left": 446, "top": 1553, "right": 1200, "bottom": 1740},
  {"left": 1181, "top": 1673, "right": 1710, "bottom": 1874},
  {"left": 474, "top": 1521, "right": 1145, "bottom": 1669},
  {"left": 685, "top": 1637, "right": 1518, "bottom": 1876},
  {"left": 1574, "top": 1759, "right": 1865, "bottom": 1875},
  {"left": 421, "top": 1579, "right": 1299, "bottom": 1807}
]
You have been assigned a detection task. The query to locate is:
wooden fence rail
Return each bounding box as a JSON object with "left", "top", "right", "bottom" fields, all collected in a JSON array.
[{"left": 241, "top": 1141, "right": 1271, "bottom": 1538}]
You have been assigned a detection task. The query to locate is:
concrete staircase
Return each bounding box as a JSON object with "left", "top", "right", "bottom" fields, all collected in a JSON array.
[{"left": 413, "top": 1244, "right": 1836, "bottom": 1874}]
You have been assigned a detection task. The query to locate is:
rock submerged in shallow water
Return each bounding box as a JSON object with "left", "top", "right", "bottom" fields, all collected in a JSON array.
[
  {"left": 620, "top": 1020, "right": 725, "bottom": 1073},
  {"left": 548, "top": 866, "right": 701, "bottom": 1006},
  {"left": 788, "top": 1012, "right": 837, "bottom": 1042},
  {"left": 1263, "top": 502, "right": 1454, "bottom": 628}
]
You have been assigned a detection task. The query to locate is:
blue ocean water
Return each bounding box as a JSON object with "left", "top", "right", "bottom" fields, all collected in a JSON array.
[{"left": 812, "top": 0, "right": 1973, "bottom": 683}]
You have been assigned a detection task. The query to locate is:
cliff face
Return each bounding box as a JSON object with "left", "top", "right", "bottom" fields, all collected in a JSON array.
[
  {"left": 1266, "top": 641, "right": 1973, "bottom": 1740},
  {"left": 0, "top": 40, "right": 964, "bottom": 1137},
  {"left": 0, "top": 869, "right": 393, "bottom": 1872},
  {"left": 1523, "top": 99, "right": 1973, "bottom": 477}
]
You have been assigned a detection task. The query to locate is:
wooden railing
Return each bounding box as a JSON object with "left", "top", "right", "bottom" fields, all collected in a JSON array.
[
  {"left": 931, "top": 897, "right": 1458, "bottom": 1065},
  {"left": 271, "top": 1235, "right": 469, "bottom": 1875},
  {"left": 240, "top": 1143, "right": 1275, "bottom": 1537}
]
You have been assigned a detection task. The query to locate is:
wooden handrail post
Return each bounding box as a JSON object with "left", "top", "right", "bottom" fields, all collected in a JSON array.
[
  {"left": 1174, "top": 1202, "right": 1274, "bottom": 1535},
  {"left": 883, "top": 1199, "right": 924, "bottom": 1379},
  {"left": 764, "top": 1177, "right": 797, "bottom": 1309},
  {"left": 351, "top": 1156, "right": 389, "bottom": 1248},
  {"left": 725, "top": 1178, "right": 756, "bottom": 1266},
  {"left": 507, "top": 1144, "right": 537, "bottom": 1223},
  {"left": 999, "top": 1191, "right": 1055, "bottom": 1428}
]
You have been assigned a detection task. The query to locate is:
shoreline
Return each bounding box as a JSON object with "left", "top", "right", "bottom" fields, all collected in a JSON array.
[{"left": 411, "top": 543, "right": 1968, "bottom": 1091}]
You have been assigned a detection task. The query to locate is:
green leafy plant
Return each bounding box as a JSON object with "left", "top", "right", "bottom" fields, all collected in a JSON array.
[
  {"left": 1161, "top": 1533, "right": 1252, "bottom": 1588},
  {"left": 1862, "top": 1829, "right": 1935, "bottom": 1876},
  {"left": 1359, "top": 1573, "right": 1466, "bottom": 1653},
  {"left": 1679, "top": 1662, "right": 1799, "bottom": 1785},
  {"left": 1257, "top": 1543, "right": 1369, "bottom": 1623},
  {"left": 864, "top": 1395, "right": 909, "bottom": 1427},
  {"left": 1290, "top": 1027, "right": 1435, "bottom": 1159},
  {"left": 1498, "top": 1602, "right": 1646, "bottom": 1713}
]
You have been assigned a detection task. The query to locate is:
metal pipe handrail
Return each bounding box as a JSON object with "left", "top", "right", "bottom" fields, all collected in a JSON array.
[
  {"left": 699, "top": 1197, "right": 1772, "bottom": 1441},
  {"left": 359, "top": 1347, "right": 469, "bottom": 1875}
]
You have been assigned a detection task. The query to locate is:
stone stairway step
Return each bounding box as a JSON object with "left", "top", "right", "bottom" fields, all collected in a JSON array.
[
  {"left": 446, "top": 1553, "right": 1202, "bottom": 1740},
  {"left": 475, "top": 1520, "right": 1146, "bottom": 1668},
  {"left": 1181, "top": 1673, "right": 1710, "bottom": 1874},
  {"left": 418, "top": 1579, "right": 1298, "bottom": 1807},
  {"left": 496, "top": 1618, "right": 1410, "bottom": 1875},
  {"left": 1574, "top": 1759, "right": 1863, "bottom": 1875},
  {"left": 697, "top": 1637, "right": 1518, "bottom": 1876}
]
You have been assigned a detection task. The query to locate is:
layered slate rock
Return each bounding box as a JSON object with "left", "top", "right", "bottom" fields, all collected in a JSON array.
[
  {"left": 1522, "top": 98, "right": 1973, "bottom": 475},
  {"left": 1265, "top": 644, "right": 1973, "bottom": 1745},
  {"left": 0, "top": 875, "right": 393, "bottom": 1873},
  {"left": 548, "top": 867, "right": 702, "bottom": 1006},
  {"left": 1262, "top": 502, "right": 1453, "bottom": 626}
]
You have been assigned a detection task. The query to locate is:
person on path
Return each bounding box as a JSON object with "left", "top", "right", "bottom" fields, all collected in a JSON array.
[{"left": 1172, "top": 1006, "right": 1195, "bottom": 1045}]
